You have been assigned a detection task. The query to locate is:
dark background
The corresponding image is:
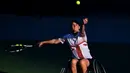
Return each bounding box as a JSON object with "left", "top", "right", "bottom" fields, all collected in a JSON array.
[{"left": 0, "top": 0, "right": 130, "bottom": 73}]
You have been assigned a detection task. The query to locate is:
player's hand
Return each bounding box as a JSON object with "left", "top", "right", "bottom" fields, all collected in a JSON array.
[
  {"left": 83, "top": 18, "right": 88, "bottom": 25},
  {"left": 38, "top": 41, "right": 45, "bottom": 47}
]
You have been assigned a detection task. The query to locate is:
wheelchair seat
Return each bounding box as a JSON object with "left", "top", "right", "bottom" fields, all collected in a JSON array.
[{"left": 60, "top": 58, "right": 106, "bottom": 73}]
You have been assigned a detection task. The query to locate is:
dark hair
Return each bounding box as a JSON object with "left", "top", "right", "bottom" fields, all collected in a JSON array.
[
  {"left": 70, "top": 20, "right": 81, "bottom": 33},
  {"left": 71, "top": 20, "right": 81, "bottom": 26}
]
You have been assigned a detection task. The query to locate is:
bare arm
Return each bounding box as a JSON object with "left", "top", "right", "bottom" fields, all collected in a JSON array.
[
  {"left": 39, "top": 39, "right": 61, "bottom": 47},
  {"left": 81, "top": 24, "right": 85, "bottom": 37},
  {"left": 81, "top": 18, "right": 88, "bottom": 37}
]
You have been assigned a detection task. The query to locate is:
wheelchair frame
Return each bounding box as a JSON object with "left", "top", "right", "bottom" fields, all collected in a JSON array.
[{"left": 60, "top": 59, "right": 106, "bottom": 73}]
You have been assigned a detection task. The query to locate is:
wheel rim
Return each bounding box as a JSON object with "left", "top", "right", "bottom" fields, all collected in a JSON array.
[{"left": 94, "top": 60, "right": 107, "bottom": 73}]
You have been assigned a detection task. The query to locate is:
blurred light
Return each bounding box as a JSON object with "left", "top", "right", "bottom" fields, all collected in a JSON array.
[
  {"left": 20, "top": 44, "right": 22, "bottom": 46},
  {"left": 15, "top": 44, "right": 19, "bottom": 46}
]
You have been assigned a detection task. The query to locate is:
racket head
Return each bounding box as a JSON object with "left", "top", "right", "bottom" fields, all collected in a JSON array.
[{"left": 5, "top": 44, "right": 33, "bottom": 53}]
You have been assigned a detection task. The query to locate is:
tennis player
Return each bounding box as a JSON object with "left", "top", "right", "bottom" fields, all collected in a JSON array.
[{"left": 39, "top": 18, "right": 92, "bottom": 73}]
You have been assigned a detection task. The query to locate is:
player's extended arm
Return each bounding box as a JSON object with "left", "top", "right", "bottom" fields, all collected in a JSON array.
[
  {"left": 81, "top": 18, "right": 88, "bottom": 37},
  {"left": 38, "top": 39, "right": 61, "bottom": 47}
]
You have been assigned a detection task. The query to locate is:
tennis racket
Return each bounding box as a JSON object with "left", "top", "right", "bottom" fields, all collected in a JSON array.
[{"left": 5, "top": 44, "right": 33, "bottom": 53}]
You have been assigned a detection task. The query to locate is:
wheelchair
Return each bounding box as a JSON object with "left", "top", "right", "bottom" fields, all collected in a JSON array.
[{"left": 60, "top": 58, "right": 106, "bottom": 73}]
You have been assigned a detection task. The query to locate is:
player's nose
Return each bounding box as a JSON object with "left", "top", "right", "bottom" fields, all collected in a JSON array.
[{"left": 74, "top": 25, "right": 76, "bottom": 27}]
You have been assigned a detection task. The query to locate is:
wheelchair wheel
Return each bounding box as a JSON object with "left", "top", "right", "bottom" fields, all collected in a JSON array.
[
  {"left": 60, "top": 68, "right": 66, "bottom": 73},
  {"left": 60, "top": 67, "right": 71, "bottom": 73},
  {"left": 93, "top": 59, "right": 106, "bottom": 73},
  {"left": 60, "top": 59, "right": 106, "bottom": 73},
  {"left": 60, "top": 62, "right": 71, "bottom": 73}
]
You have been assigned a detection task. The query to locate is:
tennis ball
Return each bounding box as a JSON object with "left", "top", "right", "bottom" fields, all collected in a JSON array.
[{"left": 76, "top": 1, "right": 80, "bottom": 5}]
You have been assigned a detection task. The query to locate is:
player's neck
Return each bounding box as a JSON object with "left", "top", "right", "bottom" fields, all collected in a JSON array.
[
  {"left": 73, "top": 31, "right": 79, "bottom": 36},
  {"left": 73, "top": 30, "right": 80, "bottom": 33}
]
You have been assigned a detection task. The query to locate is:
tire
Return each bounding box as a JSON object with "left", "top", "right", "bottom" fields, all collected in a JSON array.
[
  {"left": 60, "top": 59, "right": 107, "bottom": 73},
  {"left": 93, "top": 60, "right": 106, "bottom": 73},
  {"left": 60, "top": 68, "right": 66, "bottom": 73}
]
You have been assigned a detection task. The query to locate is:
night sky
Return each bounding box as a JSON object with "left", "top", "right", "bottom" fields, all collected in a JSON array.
[{"left": 0, "top": 13, "right": 130, "bottom": 43}]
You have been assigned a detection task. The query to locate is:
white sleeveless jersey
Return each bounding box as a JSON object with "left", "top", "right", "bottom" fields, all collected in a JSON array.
[{"left": 59, "top": 32, "right": 92, "bottom": 59}]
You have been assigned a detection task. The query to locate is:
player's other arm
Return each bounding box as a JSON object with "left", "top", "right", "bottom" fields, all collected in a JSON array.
[
  {"left": 81, "top": 18, "right": 88, "bottom": 37},
  {"left": 38, "top": 39, "right": 61, "bottom": 47},
  {"left": 38, "top": 34, "right": 67, "bottom": 47}
]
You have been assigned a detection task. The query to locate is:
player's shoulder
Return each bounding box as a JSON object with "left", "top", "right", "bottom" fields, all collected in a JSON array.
[
  {"left": 63, "top": 34, "right": 71, "bottom": 37},
  {"left": 63, "top": 33, "right": 73, "bottom": 38}
]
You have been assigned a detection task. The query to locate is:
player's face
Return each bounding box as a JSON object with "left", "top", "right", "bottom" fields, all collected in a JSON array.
[{"left": 72, "top": 22, "right": 80, "bottom": 33}]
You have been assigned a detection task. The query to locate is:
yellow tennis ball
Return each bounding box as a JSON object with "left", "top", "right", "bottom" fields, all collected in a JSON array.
[{"left": 76, "top": 1, "right": 80, "bottom": 5}]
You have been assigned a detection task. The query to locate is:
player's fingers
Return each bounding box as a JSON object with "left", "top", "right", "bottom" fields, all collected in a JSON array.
[
  {"left": 39, "top": 43, "right": 41, "bottom": 47},
  {"left": 84, "top": 19, "right": 87, "bottom": 21},
  {"left": 39, "top": 43, "right": 43, "bottom": 47},
  {"left": 83, "top": 20, "right": 86, "bottom": 23}
]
